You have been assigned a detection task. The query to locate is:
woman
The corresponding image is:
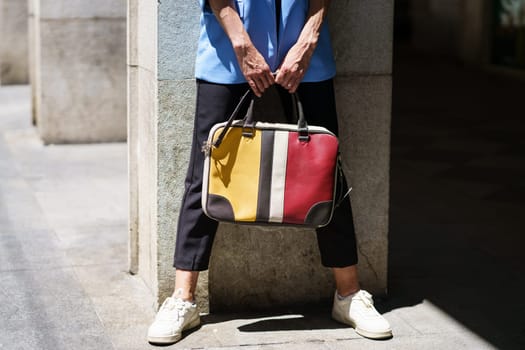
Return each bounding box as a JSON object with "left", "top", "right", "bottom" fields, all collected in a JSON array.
[{"left": 147, "top": 0, "right": 392, "bottom": 345}]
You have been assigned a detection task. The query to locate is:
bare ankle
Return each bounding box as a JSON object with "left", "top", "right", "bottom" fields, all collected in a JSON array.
[
  {"left": 172, "top": 288, "right": 194, "bottom": 301},
  {"left": 337, "top": 288, "right": 360, "bottom": 298}
]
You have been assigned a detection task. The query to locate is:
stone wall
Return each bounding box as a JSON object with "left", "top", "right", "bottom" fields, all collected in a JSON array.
[
  {"left": 0, "top": 0, "right": 29, "bottom": 84},
  {"left": 329, "top": 0, "right": 393, "bottom": 297},
  {"left": 129, "top": 0, "right": 393, "bottom": 311},
  {"left": 34, "top": 0, "right": 127, "bottom": 144}
]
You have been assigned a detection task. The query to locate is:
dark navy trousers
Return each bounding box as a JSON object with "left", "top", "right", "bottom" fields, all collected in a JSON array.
[{"left": 173, "top": 79, "right": 358, "bottom": 271}]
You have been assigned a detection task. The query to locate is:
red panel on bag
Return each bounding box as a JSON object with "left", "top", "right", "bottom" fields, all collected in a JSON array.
[{"left": 283, "top": 132, "right": 338, "bottom": 224}]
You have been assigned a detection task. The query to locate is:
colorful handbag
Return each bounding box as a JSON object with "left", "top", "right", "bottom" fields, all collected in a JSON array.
[{"left": 201, "top": 90, "right": 340, "bottom": 228}]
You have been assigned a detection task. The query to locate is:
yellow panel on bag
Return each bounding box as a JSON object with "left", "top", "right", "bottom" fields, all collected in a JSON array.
[{"left": 209, "top": 127, "right": 261, "bottom": 222}]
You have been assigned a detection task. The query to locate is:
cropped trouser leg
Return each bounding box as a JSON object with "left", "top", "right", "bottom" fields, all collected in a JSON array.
[
  {"left": 173, "top": 81, "right": 249, "bottom": 271},
  {"left": 281, "top": 80, "right": 358, "bottom": 268},
  {"left": 173, "top": 79, "right": 358, "bottom": 271}
]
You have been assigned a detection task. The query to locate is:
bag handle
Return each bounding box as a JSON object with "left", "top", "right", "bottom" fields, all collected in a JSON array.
[
  {"left": 210, "top": 89, "right": 252, "bottom": 149},
  {"left": 211, "top": 89, "right": 309, "bottom": 149}
]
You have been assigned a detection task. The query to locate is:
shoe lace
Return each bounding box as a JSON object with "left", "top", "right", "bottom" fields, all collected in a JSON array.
[
  {"left": 356, "top": 290, "right": 374, "bottom": 308},
  {"left": 157, "top": 297, "right": 188, "bottom": 321}
]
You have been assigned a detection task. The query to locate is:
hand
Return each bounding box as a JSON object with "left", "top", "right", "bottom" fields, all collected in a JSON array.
[
  {"left": 275, "top": 42, "right": 313, "bottom": 93},
  {"left": 209, "top": 1, "right": 275, "bottom": 97},
  {"left": 234, "top": 44, "right": 275, "bottom": 97}
]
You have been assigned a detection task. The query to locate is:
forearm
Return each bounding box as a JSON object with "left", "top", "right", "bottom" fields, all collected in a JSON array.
[
  {"left": 208, "top": 0, "right": 252, "bottom": 52},
  {"left": 274, "top": 0, "right": 331, "bottom": 91},
  {"left": 208, "top": 0, "right": 274, "bottom": 95},
  {"left": 295, "top": 0, "right": 331, "bottom": 56}
]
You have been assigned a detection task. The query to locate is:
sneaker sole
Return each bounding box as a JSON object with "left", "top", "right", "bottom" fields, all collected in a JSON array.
[
  {"left": 147, "top": 317, "right": 201, "bottom": 345},
  {"left": 332, "top": 311, "right": 392, "bottom": 340},
  {"left": 355, "top": 326, "right": 392, "bottom": 340}
]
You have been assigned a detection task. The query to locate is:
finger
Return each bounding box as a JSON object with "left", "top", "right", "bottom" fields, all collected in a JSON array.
[
  {"left": 289, "top": 82, "right": 299, "bottom": 93},
  {"left": 248, "top": 79, "right": 262, "bottom": 97},
  {"left": 256, "top": 72, "right": 270, "bottom": 89},
  {"left": 254, "top": 77, "right": 267, "bottom": 95},
  {"left": 283, "top": 74, "right": 299, "bottom": 92},
  {"left": 288, "top": 71, "right": 305, "bottom": 91},
  {"left": 274, "top": 67, "right": 288, "bottom": 84},
  {"left": 282, "top": 75, "right": 294, "bottom": 90},
  {"left": 262, "top": 72, "right": 274, "bottom": 88},
  {"left": 285, "top": 70, "right": 300, "bottom": 89},
  {"left": 281, "top": 75, "right": 293, "bottom": 87},
  {"left": 275, "top": 73, "right": 287, "bottom": 86},
  {"left": 257, "top": 65, "right": 274, "bottom": 85}
]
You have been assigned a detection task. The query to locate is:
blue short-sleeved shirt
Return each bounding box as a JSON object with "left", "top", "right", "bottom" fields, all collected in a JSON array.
[{"left": 196, "top": 0, "right": 336, "bottom": 84}]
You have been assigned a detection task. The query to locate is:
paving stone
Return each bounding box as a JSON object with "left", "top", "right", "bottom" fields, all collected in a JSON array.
[
  {"left": 0, "top": 327, "right": 112, "bottom": 350},
  {"left": 0, "top": 178, "right": 50, "bottom": 231},
  {"left": 393, "top": 300, "right": 471, "bottom": 335},
  {"left": 176, "top": 311, "right": 359, "bottom": 349},
  {"left": 0, "top": 134, "right": 128, "bottom": 231},
  {"left": 0, "top": 268, "right": 113, "bottom": 350},
  {"left": 53, "top": 227, "right": 128, "bottom": 267},
  {"left": 0, "top": 231, "right": 68, "bottom": 271},
  {"left": 0, "top": 85, "right": 133, "bottom": 349},
  {"left": 0, "top": 139, "right": 19, "bottom": 178},
  {"left": 324, "top": 333, "right": 497, "bottom": 350}
]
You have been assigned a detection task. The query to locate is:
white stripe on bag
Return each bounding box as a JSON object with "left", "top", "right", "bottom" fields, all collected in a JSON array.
[{"left": 269, "top": 131, "right": 288, "bottom": 223}]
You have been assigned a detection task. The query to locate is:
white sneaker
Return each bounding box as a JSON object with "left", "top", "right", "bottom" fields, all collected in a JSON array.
[
  {"left": 332, "top": 290, "right": 392, "bottom": 339},
  {"left": 147, "top": 297, "right": 201, "bottom": 345}
]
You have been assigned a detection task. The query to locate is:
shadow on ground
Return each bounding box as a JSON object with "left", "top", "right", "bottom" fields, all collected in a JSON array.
[
  {"left": 385, "top": 46, "right": 525, "bottom": 350},
  {"left": 201, "top": 303, "right": 346, "bottom": 332},
  {"left": 189, "top": 48, "right": 525, "bottom": 349}
]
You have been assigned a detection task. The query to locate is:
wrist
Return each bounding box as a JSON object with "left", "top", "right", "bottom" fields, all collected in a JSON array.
[{"left": 232, "top": 35, "right": 256, "bottom": 57}]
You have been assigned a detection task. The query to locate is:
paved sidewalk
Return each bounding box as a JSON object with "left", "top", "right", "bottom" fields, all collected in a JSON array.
[
  {"left": 0, "top": 86, "right": 155, "bottom": 350},
  {"left": 1, "top": 47, "right": 524, "bottom": 349}
]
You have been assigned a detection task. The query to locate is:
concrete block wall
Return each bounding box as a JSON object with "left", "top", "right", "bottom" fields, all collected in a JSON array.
[
  {"left": 0, "top": 0, "right": 29, "bottom": 84},
  {"left": 34, "top": 0, "right": 127, "bottom": 144},
  {"left": 129, "top": 0, "right": 393, "bottom": 311}
]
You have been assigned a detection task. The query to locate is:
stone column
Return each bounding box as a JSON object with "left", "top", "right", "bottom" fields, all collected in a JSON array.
[
  {"left": 128, "top": 0, "right": 207, "bottom": 310},
  {"left": 0, "top": 0, "right": 29, "bottom": 84},
  {"left": 34, "top": 0, "right": 127, "bottom": 144},
  {"left": 129, "top": 0, "right": 393, "bottom": 311},
  {"left": 329, "top": 0, "right": 394, "bottom": 295},
  {"left": 28, "top": 0, "right": 40, "bottom": 125},
  {"left": 127, "top": 0, "right": 160, "bottom": 288}
]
